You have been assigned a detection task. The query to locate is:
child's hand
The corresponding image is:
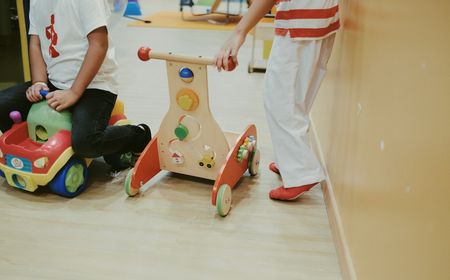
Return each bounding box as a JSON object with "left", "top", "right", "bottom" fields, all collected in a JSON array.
[
  {"left": 46, "top": 89, "right": 81, "bottom": 112},
  {"left": 26, "top": 82, "right": 49, "bottom": 103},
  {"left": 214, "top": 32, "right": 245, "bottom": 72}
]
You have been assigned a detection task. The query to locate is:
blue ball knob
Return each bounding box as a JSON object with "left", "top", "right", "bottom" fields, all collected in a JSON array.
[{"left": 179, "top": 67, "right": 194, "bottom": 83}]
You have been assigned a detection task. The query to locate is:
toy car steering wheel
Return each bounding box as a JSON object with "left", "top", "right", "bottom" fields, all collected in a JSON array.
[{"left": 40, "top": 89, "right": 49, "bottom": 97}]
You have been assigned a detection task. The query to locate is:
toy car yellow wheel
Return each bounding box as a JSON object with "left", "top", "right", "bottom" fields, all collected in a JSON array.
[
  {"left": 216, "top": 184, "right": 232, "bottom": 217},
  {"left": 124, "top": 168, "right": 139, "bottom": 196},
  {"left": 248, "top": 149, "right": 260, "bottom": 176},
  {"left": 49, "top": 158, "right": 88, "bottom": 198}
]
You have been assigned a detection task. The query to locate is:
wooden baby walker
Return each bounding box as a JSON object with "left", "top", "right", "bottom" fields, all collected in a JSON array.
[{"left": 124, "top": 46, "right": 260, "bottom": 217}]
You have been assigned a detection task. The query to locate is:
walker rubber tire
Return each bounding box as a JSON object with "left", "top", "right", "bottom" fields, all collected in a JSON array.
[
  {"left": 124, "top": 168, "right": 139, "bottom": 197},
  {"left": 248, "top": 149, "right": 260, "bottom": 176},
  {"left": 216, "top": 184, "right": 232, "bottom": 217}
]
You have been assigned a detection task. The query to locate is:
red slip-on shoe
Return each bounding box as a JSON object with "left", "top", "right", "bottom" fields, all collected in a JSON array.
[
  {"left": 269, "top": 183, "right": 318, "bottom": 201},
  {"left": 269, "top": 162, "right": 280, "bottom": 175}
]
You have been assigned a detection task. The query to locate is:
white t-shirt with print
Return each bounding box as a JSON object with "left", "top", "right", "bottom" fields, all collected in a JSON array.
[{"left": 29, "top": 0, "right": 118, "bottom": 94}]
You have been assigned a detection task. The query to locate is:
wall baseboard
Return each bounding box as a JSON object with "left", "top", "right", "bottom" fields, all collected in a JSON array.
[{"left": 310, "top": 118, "right": 357, "bottom": 280}]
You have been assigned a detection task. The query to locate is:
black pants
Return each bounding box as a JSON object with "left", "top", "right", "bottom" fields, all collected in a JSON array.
[{"left": 0, "top": 82, "right": 146, "bottom": 158}]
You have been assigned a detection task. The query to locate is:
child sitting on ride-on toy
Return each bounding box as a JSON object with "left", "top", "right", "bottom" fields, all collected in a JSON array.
[{"left": 0, "top": 0, "right": 151, "bottom": 197}]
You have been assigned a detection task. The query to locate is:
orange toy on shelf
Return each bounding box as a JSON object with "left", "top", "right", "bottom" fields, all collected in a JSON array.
[{"left": 125, "top": 47, "right": 260, "bottom": 217}]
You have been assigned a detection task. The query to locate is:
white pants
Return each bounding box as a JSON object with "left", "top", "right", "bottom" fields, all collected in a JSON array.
[{"left": 264, "top": 33, "right": 336, "bottom": 188}]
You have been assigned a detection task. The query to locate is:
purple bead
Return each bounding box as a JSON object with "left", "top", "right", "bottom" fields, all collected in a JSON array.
[{"left": 9, "top": 111, "right": 22, "bottom": 124}]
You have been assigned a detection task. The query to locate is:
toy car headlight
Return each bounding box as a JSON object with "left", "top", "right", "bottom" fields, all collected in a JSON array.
[{"left": 33, "top": 157, "right": 48, "bottom": 168}]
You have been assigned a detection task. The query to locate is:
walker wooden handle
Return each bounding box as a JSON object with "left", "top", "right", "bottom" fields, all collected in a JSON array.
[
  {"left": 138, "top": 46, "right": 214, "bottom": 65},
  {"left": 137, "top": 46, "right": 236, "bottom": 70}
]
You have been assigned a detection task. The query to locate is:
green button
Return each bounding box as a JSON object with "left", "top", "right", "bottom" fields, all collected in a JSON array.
[{"left": 175, "top": 124, "right": 189, "bottom": 140}]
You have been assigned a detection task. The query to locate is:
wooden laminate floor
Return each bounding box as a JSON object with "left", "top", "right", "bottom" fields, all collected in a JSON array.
[{"left": 0, "top": 1, "right": 341, "bottom": 279}]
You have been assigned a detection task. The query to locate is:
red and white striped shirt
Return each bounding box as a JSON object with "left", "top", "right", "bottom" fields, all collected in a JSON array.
[{"left": 274, "top": 0, "right": 340, "bottom": 40}]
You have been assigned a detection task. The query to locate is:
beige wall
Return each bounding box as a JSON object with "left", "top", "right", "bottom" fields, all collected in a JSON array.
[{"left": 311, "top": 0, "right": 450, "bottom": 279}]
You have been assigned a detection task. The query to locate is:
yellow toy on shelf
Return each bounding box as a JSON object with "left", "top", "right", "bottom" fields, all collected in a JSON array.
[{"left": 124, "top": 47, "right": 260, "bottom": 217}]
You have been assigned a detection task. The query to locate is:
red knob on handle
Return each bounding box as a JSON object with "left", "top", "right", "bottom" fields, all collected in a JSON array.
[
  {"left": 138, "top": 46, "right": 151, "bottom": 61},
  {"left": 226, "top": 56, "right": 236, "bottom": 71}
]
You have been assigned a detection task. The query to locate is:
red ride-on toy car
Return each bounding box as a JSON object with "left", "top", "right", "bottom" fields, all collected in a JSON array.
[{"left": 0, "top": 90, "right": 129, "bottom": 197}]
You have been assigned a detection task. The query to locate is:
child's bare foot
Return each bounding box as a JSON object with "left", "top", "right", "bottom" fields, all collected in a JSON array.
[
  {"left": 269, "top": 162, "right": 280, "bottom": 175},
  {"left": 269, "top": 183, "right": 318, "bottom": 201}
]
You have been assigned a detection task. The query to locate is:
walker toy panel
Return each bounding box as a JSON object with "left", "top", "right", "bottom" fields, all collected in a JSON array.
[{"left": 157, "top": 61, "right": 229, "bottom": 180}]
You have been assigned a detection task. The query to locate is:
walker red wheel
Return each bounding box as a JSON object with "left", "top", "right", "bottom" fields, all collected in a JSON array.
[{"left": 248, "top": 149, "right": 260, "bottom": 176}]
